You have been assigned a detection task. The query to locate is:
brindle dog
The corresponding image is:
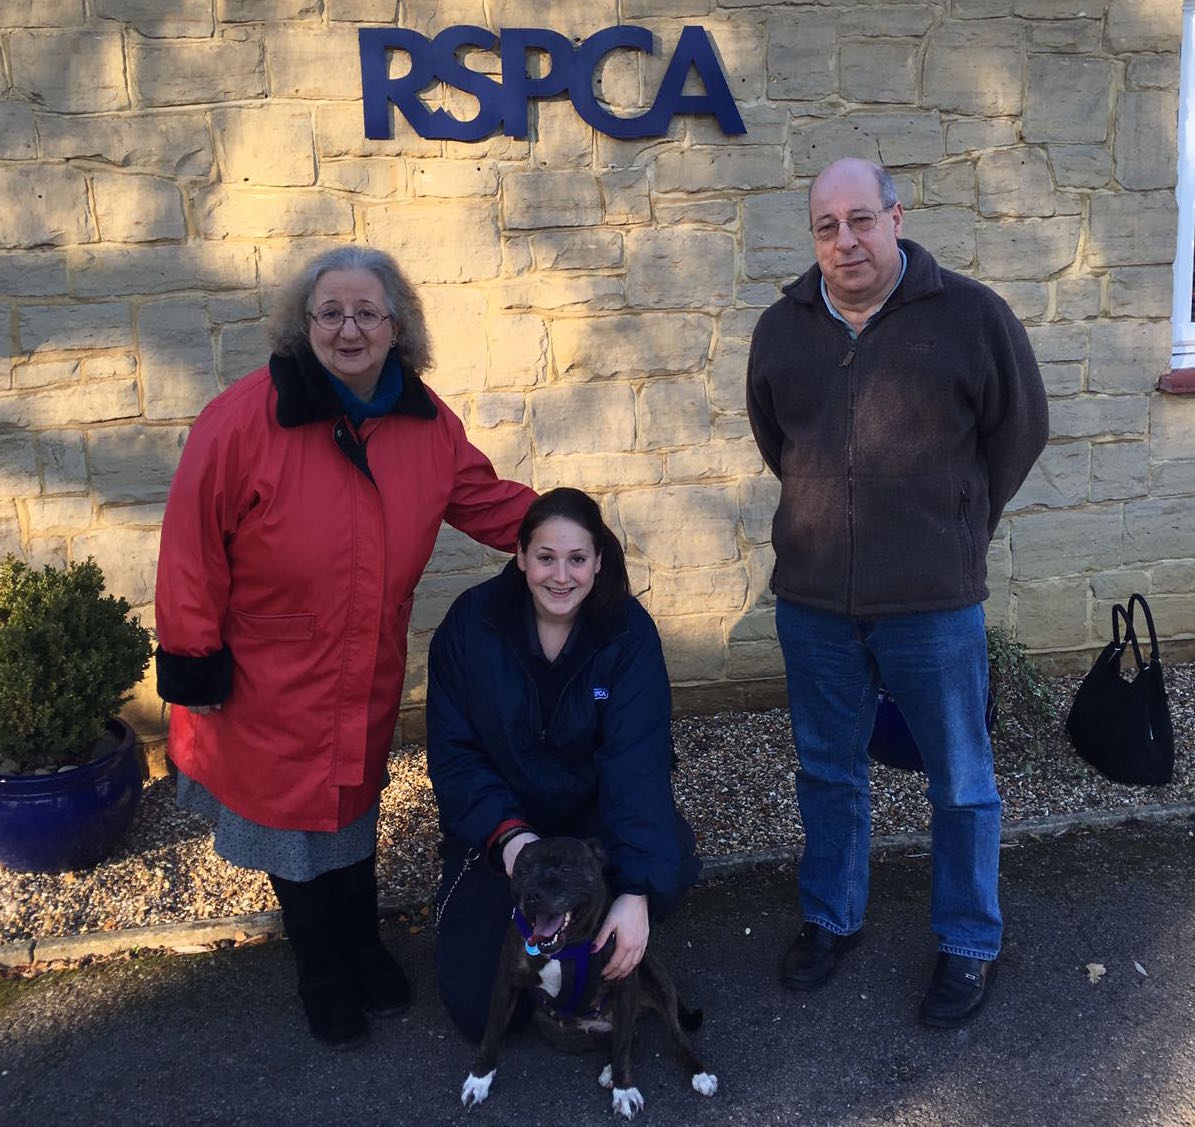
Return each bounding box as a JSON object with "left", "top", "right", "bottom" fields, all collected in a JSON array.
[{"left": 459, "top": 836, "right": 717, "bottom": 1119}]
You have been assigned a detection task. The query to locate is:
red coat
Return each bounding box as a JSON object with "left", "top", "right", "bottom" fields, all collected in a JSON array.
[{"left": 154, "top": 353, "right": 535, "bottom": 831}]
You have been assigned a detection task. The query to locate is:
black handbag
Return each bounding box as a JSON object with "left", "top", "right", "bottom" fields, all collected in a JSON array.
[{"left": 1065, "top": 594, "right": 1174, "bottom": 786}]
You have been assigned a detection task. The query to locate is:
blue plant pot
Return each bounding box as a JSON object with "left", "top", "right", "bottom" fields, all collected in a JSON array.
[
  {"left": 868, "top": 687, "right": 999, "bottom": 773},
  {"left": 0, "top": 718, "right": 143, "bottom": 873}
]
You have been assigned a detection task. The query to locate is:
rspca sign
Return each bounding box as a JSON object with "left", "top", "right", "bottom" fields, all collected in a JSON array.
[{"left": 358, "top": 25, "right": 746, "bottom": 142}]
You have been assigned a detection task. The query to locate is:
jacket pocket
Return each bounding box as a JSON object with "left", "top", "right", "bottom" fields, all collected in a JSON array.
[
  {"left": 957, "top": 483, "right": 977, "bottom": 571},
  {"left": 225, "top": 609, "right": 316, "bottom": 642}
]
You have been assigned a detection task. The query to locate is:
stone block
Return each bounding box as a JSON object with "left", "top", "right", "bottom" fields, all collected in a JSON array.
[
  {"left": 418, "top": 286, "right": 488, "bottom": 396},
  {"left": 1039, "top": 363, "right": 1083, "bottom": 397},
  {"left": 945, "top": 118, "right": 1018, "bottom": 155},
  {"left": 667, "top": 440, "right": 764, "bottom": 482},
  {"left": 137, "top": 299, "right": 220, "bottom": 421},
  {"left": 262, "top": 27, "right": 361, "bottom": 98},
  {"left": 1124, "top": 497, "right": 1195, "bottom": 565},
  {"left": 1012, "top": 577, "right": 1090, "bottom": 650},
  {"left": 638, "top": 377, "right": 711, "bottom": 450},
  {"left": 0, "top": 103, "right": 36, "bottom": 159},
  {"left": 1107, "top": 266, "right": 1173, "bottom": 319},
  {"left": 423, "top": 522, "right": 507, "bottom": 575},
  {"left": 408, "top": 572, "right": 484, "bottom": 633},
  {"left": 0, "top": 505, "right": 24, "bottom": 557},
  {"left": 9, "top": 30, "right": 129, "bottom": 113},
  {"left": 619, "top": 483, "right": 739, "bottom": 568},
  {"left": 1048, "top": 395, "right": 1148, "bottom": 439},
  {"left": 707, "top": 336, "right": 751, "bottom": 413},
  {"left": 1087, "top": 191, "right": 1176, "bottom": 268},
  {"left": 646, "top": 563, "right": 748, "bottom": 617},
  {"left": 1087, "top": 569, "right": 1152, "bottom": 601},
  {"left": 219, "top": 0, "right": 321, "bottom": 18},
  {"left": 600, "top": 169, "right": 651, "bottom": 226},
  {"left": 1114, "top": 90, "right": 1179, "bottom": 192},
  {"left": 18, "top": 303, "right": 131, "bottom": 354},
  {"left": 1149, "top": 393, "right": 1195, "bottom": 462},
  {"left": 257, "top": 236, "right": 353, "bottom": 293},
  {"left": 1026, "top": 323, "right": 1087, "bottom": 364},
  {"left": 1009, "top": 441, "right": 1089, "bottom": 510},
  {"left": 1150, "top": 460, "right": 1195, "bottom": 497},
  {"left": 470, "top": 393, "right": 526, "bottom": 429},
  {"left": 25, "top": 495, "right": 93, "bottom": 534},
  {"left": 1047, "top": 144, "right": 1112, "bottom": 191},
  {"left": 551, "top": 313, "right": 713, "bottom": 380},
  {"left": 316, "top": 102, "right": 441, "bottom": 158},
  {"left": 486, "top": 0, "right": 617, "bottom": 37},
  {"left": 840, "top": 41, "right": 917, "bottom": 104},
  {"left": 743, "top": 190, "right": 808, "bottom": 281},
  {"left": 1151, "top": 561, "right": 1195, "bottom": 595},
  {"left": 408, "top": 161, "right": 498, "bottom": 198},
  {"left": 1024, "top": 16, "right": 1103, "bottom": 52},
  {"left": 0, "top": 252, "right": 67, "bottom": 298},
  {"left": 924, "top": 162, "right": 976, "bottom": 207},
  {"left": 1088, "top": 321, "right": 1171, "bottom": 394},
  {"left": 199, "top": 186, "right": 354, "bottom": 239},
  {"left": 1105, "top": 0, "right": 1181, "bottom": 53},
  {"left": 738, "top": 473, "right": 779, "bottom": 546},
  {"left": 901, "top": 206, "right": 977, "bottom": 273},
  {"left": 326, "top": 0, "right": 403, "bottom": 19},
  {"left": 218, "top": 321, "right": 269, "bottom": 386},
  {"left": 528, "top": 384, "right": 635, "bottom": 455},
  {"left": 1127, "top": 53, "right": 1179, "bottom": 90},
  {"left": 319, "top": 159, "right": 403, "bottom": 198},
  {"left": 0, "top": 380, "right": 140, "bottom": 429},
  {"left": 626, "top": 228, "right": 735, "bottom": 309},
  {"left": 654, "top": 147, "right": 788, "bottom": 192},
  {"left": 88, "top": 425, "right": 187, "bottom": 504},
  {"left": 83, "top": 353, "right": 137, "bottom": 382},
  {"left": 0, "top": 429, "right": 39, "bottom": 499},
  {"left": 1054, "top": 277, "right": 1102, "bottom": 322},
  {"left": 100, "top": 502, "right": 166, "bottom": 527},
  {"left": 725, "top": 636, "right": 784, "bottom": 681},
  {"left": 530, "top": 231, "right": 623, "bottom": 271},
  {"left": 529, "top": 98, "right": 594, "bottom": 170},
  {"left": 790, "top": 111, "right": 945, "bottom": 174},
  {"left": 654, "top": 200, "right": 737, "bottom": 227},
  {"left": 654, "top": 614, "right": 727, "bottom": 683},
  {"left": 38, "top": 430, "right": 87, "bottom": 494},
  {"left": 207, "top": 294, "right": 261, "bottom": 324},
  {"left": 503, "top": 171, "right": 603, "bottom": 229},
  {"left": 95, "top": 0, "right": 213, "bottom": 37},
  {"left": 498, "top": 275, "right": 625, "bottom": 312},
  {"left": 363, "top": 200, "right": 502, "bottom": 283},
  {"left": 71, "top": 526, "right": 160, "bottom": 607},
  {"left": 1, "top": 0, "right": 84, "bottom": 26},
  {"left": 131, "top": 36, "right": 266, "bottom": 106},
  {"left": 688, "top": 102, "right": 790, "bottom": 147},
  {"left": 976, "top": 216, "right": 1080, "bottom": 281},
  {"left": 766, "top": 7, "right": 836, "bottom": 100},
  {"left": 70, "top": 244, "right": 257, "bottom": 299},
  {"left": 1011, "top": 507, "right": 1124, "bottom": 580},
  {"left": 212, "top": 105, "right": 316, "bottom": 187},
  {"left": 1022, "top": 55, "right": 1112, "bottom": 144},
  {"left": 486, "top": 314, "right": 547, "bottom": 389},
  {"left": 90, "top": 173, "right": 186, "bottom": 243},
  {"left": 923, "top": 25, "right": 1022, "bottom": 116},
  {"left": 977, "top": 149, "right": 1056, "bottom": 218},
  {"left": 503, "top": 237, "right": 532, "bottom": 276},
  {"left": 533, "top": 453, "right": 663, "bottom": 491},
  {"left": 1091, "top": 441, "right": 1149, "bottom": 502},
  {"left": 839, "top": 5, "right": 934, "bottom": 36},
  {"left": 0, "top": 165, "right": 94, "bottom": 248},
  {"left": 988, "top": 281, "right": 1048, "bottom": 323},
  {"left": 36, "top": 111, "right": 214, "bottom": 177},
  {"left": 13, "top": 359, "right": 81, "bottom": 391}
]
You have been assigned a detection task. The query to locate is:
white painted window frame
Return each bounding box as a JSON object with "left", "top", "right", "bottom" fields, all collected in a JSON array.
[{"left": 1171, "top": 1, "right": 1195, "bottom": 367}]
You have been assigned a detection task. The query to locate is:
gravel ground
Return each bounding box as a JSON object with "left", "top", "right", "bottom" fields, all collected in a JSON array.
[{"left": 1, "top": 663, "right": 1191, "bottom": 945}]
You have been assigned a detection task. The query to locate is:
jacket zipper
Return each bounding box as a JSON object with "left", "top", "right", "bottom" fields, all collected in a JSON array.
[
  {"left": 958, "top": 483, "right": 976, "bottom": 571},
  {"left": 843, "top": 329, "right": 858, "bottom": 614}
]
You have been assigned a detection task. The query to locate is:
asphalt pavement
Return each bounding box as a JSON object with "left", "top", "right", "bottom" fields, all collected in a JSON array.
[{"left": 2, "top": 813, "right": 1193, "bottom": 1127}]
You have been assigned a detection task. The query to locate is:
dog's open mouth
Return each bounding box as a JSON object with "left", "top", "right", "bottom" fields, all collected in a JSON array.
[{"left": 529, "top": 911, "right": 571, "bottom": 954}]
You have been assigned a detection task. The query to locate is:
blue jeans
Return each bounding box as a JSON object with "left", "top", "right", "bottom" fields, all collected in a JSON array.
[{"left": 775, "top": 598, "right": 1002, "bottom": 961}]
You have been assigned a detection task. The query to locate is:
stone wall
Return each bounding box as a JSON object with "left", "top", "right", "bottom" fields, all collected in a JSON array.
[{"left": 1, "top": 0, "right": 1192, "bottom": 742}]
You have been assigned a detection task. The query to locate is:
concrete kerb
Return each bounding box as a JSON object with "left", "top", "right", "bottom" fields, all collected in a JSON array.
[{"left": 3, "top": 801, "right": 1194, "bottom": 973}]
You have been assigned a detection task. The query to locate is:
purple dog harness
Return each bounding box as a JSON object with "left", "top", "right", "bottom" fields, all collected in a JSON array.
[{"left": 512, "top": 906, "right": 611, "bottom": 1019}]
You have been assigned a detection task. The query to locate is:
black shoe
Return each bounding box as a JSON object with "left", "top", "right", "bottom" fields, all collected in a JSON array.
[
  {"left": 918, "top": 953, "right": 996, "bottom": 1029},
  {"left": 350, "top": 941, "right": 412, "bottom": 1017},
  {"left": 299, "top": 972, "right": 370, "bottom": 1050},
  {"left": 780, "top": 922, "right": 863, "bottom": 990}
]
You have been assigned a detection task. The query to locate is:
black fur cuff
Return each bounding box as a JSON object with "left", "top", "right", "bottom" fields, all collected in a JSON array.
[{"left": 155, "top": 645, "right": 234, "bottom": 706}]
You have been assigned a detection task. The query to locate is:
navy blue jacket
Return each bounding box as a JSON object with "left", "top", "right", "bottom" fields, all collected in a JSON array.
[{"left": 426, "top": 560, "right": 699, "bottom": 904}]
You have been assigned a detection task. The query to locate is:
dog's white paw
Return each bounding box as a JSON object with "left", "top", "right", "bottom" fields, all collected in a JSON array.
[
  {"left": 692, "top": 1071, "right": 718, "bottom": 1097},
  {"left": 611, "top": 1086, "right": 644, "bottom": 1119},
  {"left": 460, "top": 1070, "right": 495, "bottom": 1108},
  {"left": 598, "top": 1063, "right": 613, "bottom": 1089}
]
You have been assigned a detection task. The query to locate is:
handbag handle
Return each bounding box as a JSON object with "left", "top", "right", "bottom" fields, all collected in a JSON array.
[
  {"left": 1124, "top": 593, "right": 1161, "bottom": 665},
  {"left": 1110, "top": 602, "right": 1145, "bottom": 671}
]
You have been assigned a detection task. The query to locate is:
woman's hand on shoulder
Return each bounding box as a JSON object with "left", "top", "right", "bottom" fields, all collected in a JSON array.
[{"left": 594, "top": 893, "right": 649, "bottom": 981}]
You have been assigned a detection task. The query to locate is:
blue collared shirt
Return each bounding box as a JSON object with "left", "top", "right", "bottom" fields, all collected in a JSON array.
[{"left": 819, "top": 247, "right": 908, "bottom": 339}]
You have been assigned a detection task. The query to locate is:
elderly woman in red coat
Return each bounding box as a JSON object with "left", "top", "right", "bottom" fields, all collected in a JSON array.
[{"left": 154, "top": 246, "right": 535, "bottom": 1049}]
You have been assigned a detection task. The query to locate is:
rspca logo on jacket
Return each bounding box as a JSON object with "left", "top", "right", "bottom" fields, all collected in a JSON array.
[{"left": 593, "top": 687, "right": 609, "bottom": 701}]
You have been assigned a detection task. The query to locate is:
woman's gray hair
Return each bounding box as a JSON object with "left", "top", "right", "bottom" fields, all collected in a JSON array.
[{"left": 266, "top": 245, "right": 432, "bottom": 378}]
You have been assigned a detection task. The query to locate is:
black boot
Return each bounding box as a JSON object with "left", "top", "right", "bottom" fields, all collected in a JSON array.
[
  {"left": 333, "top": 854, "right": 411, "bottom": 1018},
  {"left": 269, "top": 871, "right": 369, "bottom": 1050}
]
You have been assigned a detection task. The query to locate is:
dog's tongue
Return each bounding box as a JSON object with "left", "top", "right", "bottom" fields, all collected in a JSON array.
[{"left": 532, "top": 913, "right": 566, "bottom": 943}]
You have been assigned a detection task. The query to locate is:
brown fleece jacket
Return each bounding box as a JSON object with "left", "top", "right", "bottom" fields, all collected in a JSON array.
[{"left": 746, "top": 239, "right": 1049, "bottom": 618}]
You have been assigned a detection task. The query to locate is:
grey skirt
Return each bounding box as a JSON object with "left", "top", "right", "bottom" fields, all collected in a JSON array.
[{"left": 176, "top": 770, "right": 379, "bottom": 882}]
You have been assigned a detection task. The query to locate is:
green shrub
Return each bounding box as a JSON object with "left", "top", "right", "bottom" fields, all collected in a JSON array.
[
  {"left": 0, "top": 556, "right": 153, "bottom": 773},
  {"left": 987, "top": 623, "right": 1055, "bottom": 736}
]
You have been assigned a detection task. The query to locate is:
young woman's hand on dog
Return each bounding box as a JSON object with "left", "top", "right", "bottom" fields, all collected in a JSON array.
[{"left": 594, "top": 893, "right": 649, "bottom": 980}]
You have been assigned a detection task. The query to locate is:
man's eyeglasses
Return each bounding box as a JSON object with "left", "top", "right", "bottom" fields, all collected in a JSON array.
[
  {"left": 810, "top": 205, "right": 895, "bottom": 243},
  {"left": 307, "top": 309, "right": 391, "bottom": 332}
]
